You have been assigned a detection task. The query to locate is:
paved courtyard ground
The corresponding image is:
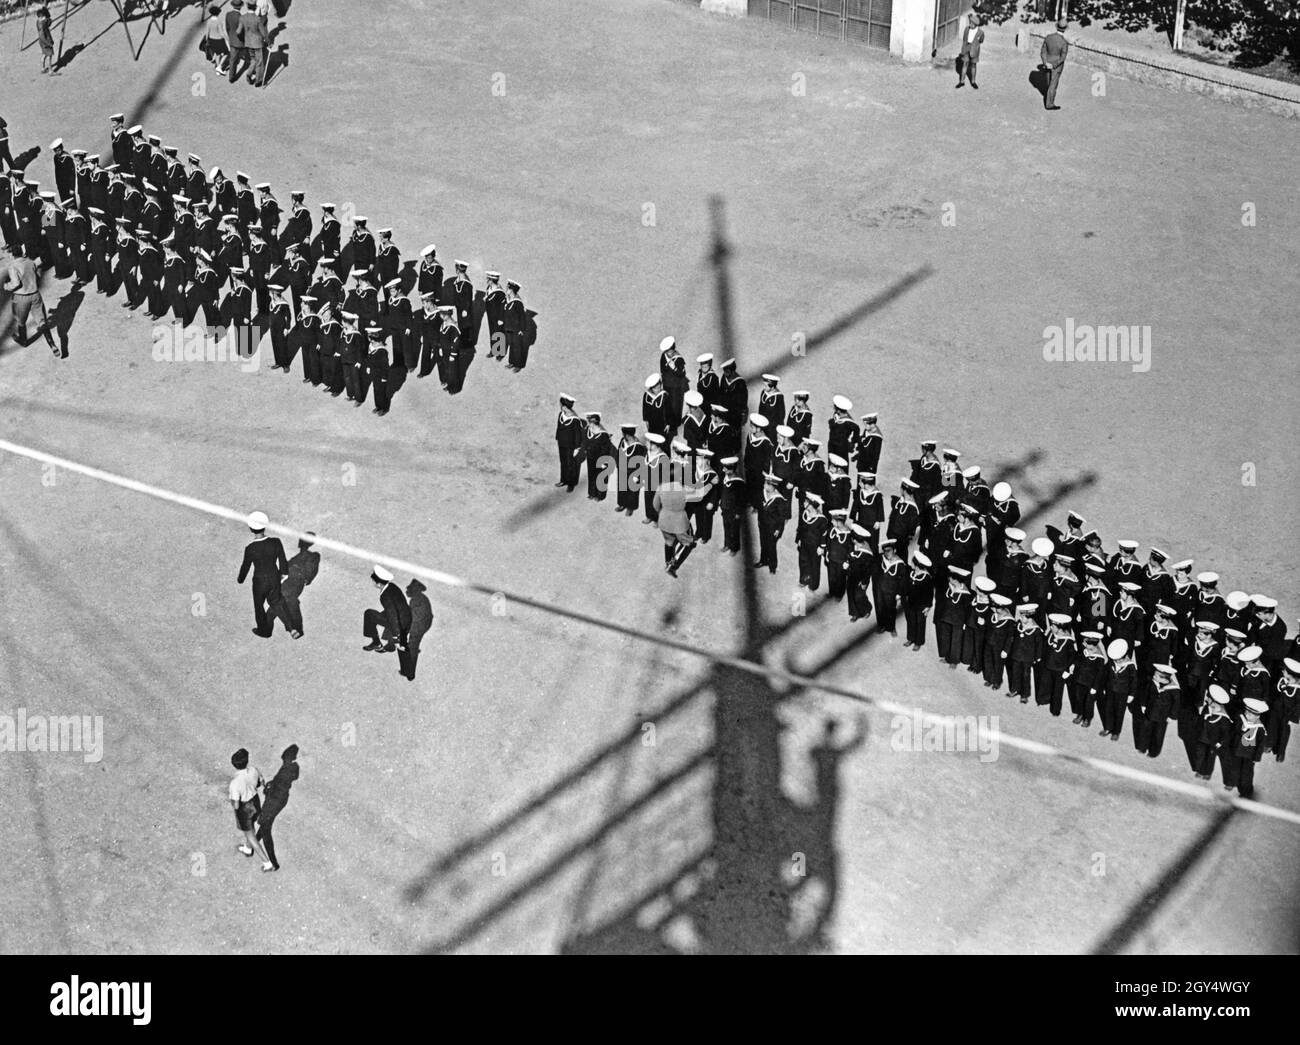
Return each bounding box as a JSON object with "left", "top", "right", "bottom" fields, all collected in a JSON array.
[{"left": 1, "top": 0, "right": 1298, "bottom": 953}]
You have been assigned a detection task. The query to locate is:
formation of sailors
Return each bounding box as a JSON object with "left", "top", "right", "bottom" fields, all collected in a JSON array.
[
  {"left": 0, "top": 117, "right": 540, "bottom": 412},
  {"left": 552, "top": 337, "right": 1297, "bottom": 800}
]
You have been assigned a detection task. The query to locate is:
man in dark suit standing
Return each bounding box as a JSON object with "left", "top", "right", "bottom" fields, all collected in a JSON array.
[
  {"left": 957, "top": 12, "right": 984, "bottom": 89},
  {"left": 225, "top": 0, "right": 247, "bottom": 84},
  {"left": 363, "top": 565, "right": 412, "bottom": 658},
  {"left": 1040, "top": 18, "right": 1069, "bottom": 110},
  {"left": 237, "top": 510, "right": 287, "bottom": 638}
]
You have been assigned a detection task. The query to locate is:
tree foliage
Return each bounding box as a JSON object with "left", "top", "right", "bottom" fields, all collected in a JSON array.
[{"left": 976, "top": 0, "right": 1298, "bottom": 69}]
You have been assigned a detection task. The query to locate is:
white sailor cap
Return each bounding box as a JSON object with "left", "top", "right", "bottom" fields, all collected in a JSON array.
[
  {"left": 1048, "top": 612, "right": 1072, "bottom": 626},
  {"left": 235, "top": 171, "right": 250, "bottom": 182},
  {"left": 720, "top": 455, "right": 740, "bottom": 467},
  {"left": 1004, "top": 527, "right": 1026, "bottom": 542},
  {"left": 378, "top": 227, "right": 392, "bottom": 237},
  {"left": 485, "top": 270, "right": 500, "bottom": 279},
  {"left": 1019, "top": 602, "right": 1039, "bottom": 615},
  {"left": 619, "top": 422, "right": 636, "bottom": 432},
  {"left": 794, "top": 390, "right": 809, "bottom": 399},
  {"left": 188, "top": 153, "right": 202, "bottom": 164},
  {"left": 420, "top": 244, "right": 436, "bottom": 258},
  {"left": 1237, "top": 645, "right": 1262, "bottom": 664},
  {"left": 1155, "top": 603, "right": 1175, "bottom": 616},
  {"left": 320, "top": 202, "right": 335, "bottom": 212},
  {"left": 749, "top": 414, "right": 769, "bottom": 428},
  {"left": 1283, "top": 658, "right": 1300, "bottom": 675},
  {"left": 1208, "top": 685, "right": 1231, "bottom": 705},
  {"left": 850, "top": 523, "right": 871, "bottom": 538},
  {"left": 684, "top": 390, "right": 704, "bottom": 408},
  {"left": 384, "top": 278, "right": 402, "bottom": 291},
  {"left": 1224, "top": 628, "right": 1248, "bottom": 641},
  {"left": 720, "top": 358, "right": 736, "bottom": 370},
  {"left": 828, "top": 453, "right": 847, "bottom": 468},
  {"left": 110, "top": 113, "right": 125, "bottom": 122},
  {"left": 1171, "top": 559, "right": 1194, "bottom": 572},
  {"left": 372, "top": 565, "right": 394, "bottom": 583},
  {"left": 858, "top": 471, "right": 876, "bottom": 482},
  {"left": 341, "top": 310, "right": 359, "bottom": 321},
  {"left": 1117, "top": 539, "right": 1138, "bottom": 552},
  {"left": 900, "top": 477, "right": 919, "bottom": 490},
  {"left": 1152, "top": 663, "right": 1176, "bottom": 676},
  {"left": 355, "top": 216, "right": 370, "bottom": 226},
  {"left": 805, "top": 492, "right": 824, "bottom": 506},
  {"left": 256, "top": 182, "right": 271, "bottom": 191},
  {"left": 645, "top": 433, "right": 666, "bottom": 446},
  {"left": 1243, "top": 697, "right": 1269, "bottom": 715},
  {"left": 831, "top": 394, "right": 852, "bottom": 412},
  {"left": 148, "top": 135, "right": 161, "bottom": 145},
  {"left": 659, "top": 335, "right": 676, "bottom": 352},
  {"left": 829, "top": 509, "right": 849, "bottom": 519},
  {"left": 128, "top": 124, "right": 143, "bottom": 134},
  {"left": 246, "top": 510, "right": 269, "bottom": 530},
  {"left": 928, "top": 492, "right": 948, "bottom": 506},
  {"left": 1226, "top": 591, "right": 1250, "bottom": 610},
  {"left": 696, "top": 353, "right": 713, "bottom": 365},
  {"left": 454, "top": 260, "right": 469, "bottom": 271},
  {"left": 1031, "top": 537, "right": 1055, "bottom": 557},
  {"left": 1253, "top": 596, "right": 1278, "bottom": 610},
  {"left": 1197, "top": 571, "right": 1219, "bottom": 585},
  {"left": 962, "top": 465, "right": 981, "bottom": 479},
  {"left": 39, "top": 191, "right": 55, "bottom": 200},
  {"left": 804, "top": 439, "right": 821, "bottom": 449},
  {"left": 1080, "top": 630, "right": 1103, "bottom": 641},
  {"left": 775, "top": 424, "right": 794, "bottom": 439},
  {"left": 208, "top": 165, "right": 222, "bottom": 179},
  {"left": 50, "top": 138, "right": 63, "bottom": 149},
  {"left": 974, "top": 577, "right": 997, "bottom": 594},
  {"left": 644, "top": 373, "right": 662, "bottom": 389},
  {"left": 584, "top": 410, "right": 602, "bottom": 421},
  {"left": 1107, "top": 638, "right": 1129, "bottom": 659},
  {"left": 672, "top": 439, "right": 691, "bottom": 455},
  {"left": 942, "top": 447, "right": 961, "bottom": 459},
  {"left": 987, "top": 593, "right": 1010, "bottom": 607},
  {"left": 861, "top": 411, "right": 878, "bottom": 422},
  {"left": 762, "top": 373, "right": 779, "bottom": 384},
  {"left": 1194, "top": 619, "right": 1219, "bottom": 631},
  {"left": 1119, "top": 581, "right": 1141, "bottom": 593},
  {"left": 710, "top": 404, "right": 729, "bottom": 415}
]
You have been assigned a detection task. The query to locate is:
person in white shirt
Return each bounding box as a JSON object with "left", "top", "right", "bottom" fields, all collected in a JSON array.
[{"left": 228, "top": 748, "right": 272, "bottom": 869}]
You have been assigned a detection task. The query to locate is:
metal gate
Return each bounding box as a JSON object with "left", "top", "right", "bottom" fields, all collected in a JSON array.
[
  {"left": 933, "top": 0, "right": 974, "bottom": 55},
  {"left": 748, "top": 0, "right": 892, "bottom": 51}
]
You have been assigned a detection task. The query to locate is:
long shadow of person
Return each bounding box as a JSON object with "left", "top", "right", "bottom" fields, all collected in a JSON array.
[
  {"left": 1029, "top": 64, "right": 1050, "bottom": 102},
  {"left": 47, "top": 286, "right": 85, "bottom": 359},
  {"left": 397, "top": 259, "right": 418, "bottom": 297},
  {"left": 54, "top": 44, "right": 86, "bottom": 72},
  {"left": 273, "top": 535, "right": 320, "bottom": 639},
  {"left": 401, "top": 579, "right": 433, "bottom": 681},
  {"left": 786, "top": 713, "right": 868, "bottom": 951},
  {"left": 263, "top": 44, "right": 290, "bottom": 87}
]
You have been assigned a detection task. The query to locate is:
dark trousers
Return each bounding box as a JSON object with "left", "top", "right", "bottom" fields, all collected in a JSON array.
[
  {"left": 757, "top": 523, "right": 780, "bottom": 570},
  {"left": 982, "top": 648, "right": 1006, "bottom": 689},
  {"left": 362, "top": 608, "right": 403, "bottom": 647},
  {"left": 826, "top": 563, "right": 847, "bottom": 601},
  {"left": 344, "top": 361, "right": 361, "bottom": 401},
  {"left": 936, "top": 621, "right": 962, "bottom": 664},
  {"left": 1070, "top": 682, "right": 1098, "bottom": 723},
  {"left": 1039, "top": 669, "right": 1067, "bottom": 715},
  {"left": 1133, "top": 715, "right": 1168, "bottom": 757},
  {"left": 1098, "top": 692, "right": 1128, "bottom": 736},
  {"left": 961, "top": 625, "right": 983, "bottom": 671},
  {"left": 797, "top": 544, "right": 821, "bottom": 589},
  {"left": 876, "top": 593, "right": 898, "bottom": 633},
  {"left": 1008, "top": 661, "right": 1032, "bottom": 699},
  {"left": 273, "top": 588, "right": 304, "bottom": 634},
  {"left": 691, "top": 507, "right": 715, "bottom": 543},
  {"left": 303, "top": 344, "right": 321, "bottom": 385},
  {"left": 558, "top": 445, "right": 581, "bottom": 490},
  {"left": 847, "top": 577, "right": 872, "bottom": 620},
  {"left": 904, "top": 606, "right": 927, "bottom": 648},
  {"left": 371, "top": 369, "right": 390, "bottom": 413},
  {"left": 959, "top": 54, "right": 977, "bottom": 84},
  {"left": 250, "top": 578, "right": 280, "bottom": 635},
  {"left": 1194, "top": 742, "right": 1221, "bottom": 777},
  {"left": 721, "top": 510, "right": 741, "bottom": 552}
]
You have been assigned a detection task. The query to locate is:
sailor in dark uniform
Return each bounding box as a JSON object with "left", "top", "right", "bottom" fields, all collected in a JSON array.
[
  {"left": 756, "top": 374, "right": 785, "bottom": 431},
  {"left": 554, "top": 395, "right": 585, "bottom": 491},
  {"left": 755, "top": 472, "right": 787, "bottom": 575},
  {"left": 856, "top": 411, "right": 882, "bottom": 476},
  {"left": 718, "top": 358, "right": 747, "bottom": 420},
  {"left": 374, "top": 227, "right": 399, "bottom": 287},
  {"left": 982, "top": 593, "right": 1016, "bottom": 689},
  {"left": 827, "top": 395, "right": 859, "bottom": 463},
  {"left": 845, "top": 526, "right": 875, "bottom": 622},
  {"left": 236, "top": 510, "right": 287, "bottom": 638},
  {"left": 902, "top": 551, "right": 935, "bottom": 651},
  {"left": 886, "top": 477, "right": 921, "bottom": 562},
  {"left": 659, "top": 337, "right": 689, "bottom": 432},
  {"left": 695, "top": 353, "right": 720, "bottom": 413},
  {"left": 796, "top": 491, "right": 828, "bottom": 590},
  {"left": 718, "top": 455, "right": 746, "bottom": 555},
  {"left": 681, "top": 390, "right": 709, "bottom": 451},
  {"left": 823, "top": 509, "right": 853, "bottom": 602},
  {"left": 367, "top": 324, "right": 392, "bottom": 415},
  {"left": 614, "top": 422, "right": 644, "bottom": 515},
  {"left": 349, "top": 216, "right": 377, "bottom": 277},
  {"left": 785, "top": 390, "right": 812, "bottom": 446},
  {"left": 743, "top": 415, "right": 774, "bottom": 512}
]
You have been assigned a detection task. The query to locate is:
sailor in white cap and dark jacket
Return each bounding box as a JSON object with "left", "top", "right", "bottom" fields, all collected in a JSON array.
[
  {"left": 658, "top": 337, "right": 689, "bottom": 432},
  {"left": 554, "top": 394, "right": 585, "bottom": 491},
  {"left": 785, "top": 391, "right": 812, "bottom": 446},
  {"left": 642, "top": 373, "right": 669, "bottom": 439},
  {"left": 1069, "top": 630, "right": 1107, "bottom": 726},
  {"left": 827, "top": 395, "right": 859, "bottom": 463},
  {"left": 237, "top": 511, "right": 287, "bottom": 638},
  {"left": 718, "top": 455, "right": 746, "bottom": 554},
  {"left": 1099, "top": 638, "right": 1137, "bottom": 740},
  {"left": 1007, "top": 604, "right": 1043, "bottom": 702},
  {"left": 796, "top": 491, "right": 828, "bottom": 590},
  {"left": 1222, "top": 697, "right": 1270, "bottom": 798},
  {"left": 363, "top": 566, "right": 412, "bottom": 659},
  {"left": 755, "top": 471, "right": 788, "bottom": 575},
  {"left": 694, "top": 354, "right": 719, "bottom": 413},
  {"left": 1037, "top": 612, "right": 1077, "bottom": 715},
  {"left": 614, "top": 423, "right": 646, "bottom": 515},
  {"left": 1133, "top": 663, "right": 1181, "bottom": 758},
  {"left": 902, "top": 551, "right": 934, "bottom": 650},
  {"left": 1270, "top": 658, "right": 1300, "bottom": 762},
  {"left": 1193, "top": 684, "right": 1233, "bottom": 779},
  {"left": 719, "top": 359, "right": 747, "bottom": 420},
  {"left": 756, "top": 374, "right": 784, "bottom": 431},
  {"left": 823, "top": 509, "right": 854, "bottom": 602}
]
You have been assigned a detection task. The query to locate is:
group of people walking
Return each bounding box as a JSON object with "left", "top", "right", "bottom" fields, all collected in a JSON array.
[
  {"left": 0, "top": 113, "right": 539, "bottom": 412},
  {"left": 552, "top": 338, "right": 1298, "bottom": 800}
]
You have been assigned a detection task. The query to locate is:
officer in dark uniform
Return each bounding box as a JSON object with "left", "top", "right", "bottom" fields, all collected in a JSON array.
[{"left": 237, "top": 510, "right": 287, "bottom": 638}]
